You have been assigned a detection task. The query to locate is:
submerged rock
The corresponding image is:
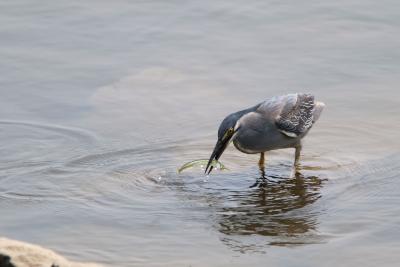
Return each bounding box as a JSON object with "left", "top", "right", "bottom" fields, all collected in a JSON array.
[{"left": 0, "top": 237, "right": 103, "bottom": 267}]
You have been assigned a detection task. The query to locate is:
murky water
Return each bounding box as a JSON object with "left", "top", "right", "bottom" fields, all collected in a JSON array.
[{"left": 1, "top": 1, "right": 400, "bottom": 266}]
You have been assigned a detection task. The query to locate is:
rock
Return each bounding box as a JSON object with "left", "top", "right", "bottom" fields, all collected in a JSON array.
[
  {"left": 0, "top": 237, "right": 103, "bottom": 267},
  {"left": 0, "top": 253, "right": 16, "bottom": 267}
]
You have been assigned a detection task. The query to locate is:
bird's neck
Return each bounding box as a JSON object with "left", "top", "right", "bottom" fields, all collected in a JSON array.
[{"left": 235, "top": 104, "right": 259, "bottom": 119}]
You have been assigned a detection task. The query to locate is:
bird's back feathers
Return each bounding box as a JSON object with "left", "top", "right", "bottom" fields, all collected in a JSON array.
[
  {"left": 255, "top": 93, "right": 324, "bottom": 138},
  {"left": 275, "top": 93, "right": 315, "bottom": 137}
]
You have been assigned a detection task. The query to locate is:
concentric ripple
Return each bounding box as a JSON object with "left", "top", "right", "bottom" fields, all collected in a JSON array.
[
  {"left": 0, "top": 120, "right": 99, "bottom": 203},
  {"left": 1, "top": 120, "right": 396, "bottom": 256}
]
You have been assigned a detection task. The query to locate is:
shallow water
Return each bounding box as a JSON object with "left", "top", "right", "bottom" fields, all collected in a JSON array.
[{"left": 1, "top": 0, "right": 400, "bottom": 266}]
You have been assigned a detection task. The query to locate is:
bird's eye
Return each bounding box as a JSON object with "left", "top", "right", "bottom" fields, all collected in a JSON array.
[{"left": 228, "top": 128, "right": 234, "bottom": 134}]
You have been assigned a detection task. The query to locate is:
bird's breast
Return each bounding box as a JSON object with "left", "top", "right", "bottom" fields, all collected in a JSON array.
[
  {"left": 232, "top": 125, "right": 301, "bottom": 154},
  {"left": 233, "top": 138, "right": 259, "bottom": 154}
]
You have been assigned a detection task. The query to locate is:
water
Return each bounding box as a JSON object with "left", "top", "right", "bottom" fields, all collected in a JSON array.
[{"left": 1, "top": 0, "right": 400, "bottom": 266}]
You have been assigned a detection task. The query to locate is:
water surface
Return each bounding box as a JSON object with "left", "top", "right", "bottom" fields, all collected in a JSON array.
[{"left": 1, "top": 1, "right": 400, "bottom": 266}]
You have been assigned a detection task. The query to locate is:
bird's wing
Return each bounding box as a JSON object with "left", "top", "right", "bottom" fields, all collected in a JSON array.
[{"left": 274, "top": 93, "right": 315, "bottom": 137}]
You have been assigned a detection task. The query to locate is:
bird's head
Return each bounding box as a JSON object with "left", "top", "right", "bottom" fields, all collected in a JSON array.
[{"left": 205, "top": 114, "right": 240, "bottom": 174}]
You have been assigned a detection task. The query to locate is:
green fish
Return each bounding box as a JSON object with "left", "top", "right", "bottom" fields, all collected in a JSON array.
[{"left": 178, "top": 159, "right": 228, "bottom": 174}]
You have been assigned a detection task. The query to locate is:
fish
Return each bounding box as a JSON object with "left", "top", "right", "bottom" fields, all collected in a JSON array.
[{"left": 178, "top": 159, "right": 228, "bottom": 174}]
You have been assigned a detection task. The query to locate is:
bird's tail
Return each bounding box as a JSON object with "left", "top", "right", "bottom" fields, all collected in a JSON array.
[{"left": 313, "top": 101, "right": 325, "bottom": 122}]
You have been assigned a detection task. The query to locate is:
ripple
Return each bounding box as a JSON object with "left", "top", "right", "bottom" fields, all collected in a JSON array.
[
  {"left": 0, "top": 120, "right": 98, "bottom": 164},
  {"left": 66, "top": 142, "right": 182, "bottom": 168},
  {"left": 106, "top": 165, "right": 165, "bottom": 192},
  {"left": 0, "top": 120, "right": 98, "bottom": 145},
  {"left": 327, "top": 153, "right": 400, "bottom": 204},
  {"left": 2, "top": 127, "right": 395, "bottom": 256},
  {"left": 0, "top": 120, "right": 99, "bottom": 204}
]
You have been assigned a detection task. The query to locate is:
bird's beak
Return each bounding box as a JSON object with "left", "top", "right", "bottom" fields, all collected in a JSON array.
[{"left": 205, "top": 136, "right": 231, "bottom": 175}]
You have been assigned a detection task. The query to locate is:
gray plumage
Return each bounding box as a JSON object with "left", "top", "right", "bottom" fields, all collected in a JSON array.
[
  {"left": 205, "top": 93, "right": 325, "bottom": 174},
  {"left": 275, "top": 94, "right": 315, "bottom": 136}
]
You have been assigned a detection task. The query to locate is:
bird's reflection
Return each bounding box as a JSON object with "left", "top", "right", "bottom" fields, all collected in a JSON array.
[
  {"left": 215, "top": 171, "right": 326, "bottom": 252},
  {"left": 166, "top": 166, "right": 326, "bottom": 253}
]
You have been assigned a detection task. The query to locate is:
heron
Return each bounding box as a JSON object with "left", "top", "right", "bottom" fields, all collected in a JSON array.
[{"left": 205, "top": 93, "right": 325, "bottom": 175}]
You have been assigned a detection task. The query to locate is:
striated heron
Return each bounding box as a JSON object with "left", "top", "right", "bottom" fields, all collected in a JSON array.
[{"left": 205, "top": 93, "right": 325, "bottom": 175}]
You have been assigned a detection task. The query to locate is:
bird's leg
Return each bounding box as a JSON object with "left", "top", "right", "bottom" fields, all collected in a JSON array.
[
  {"left": 250, "top": 152, "right": 267, "bottom": 188},
  {"left": 258, "top": 152, "right": 265, "bottom": 175},
  {"left": 294, "top": 144, "right": 302, "bottom": 168},
  {"left": 258, "top": 152, "right": 268, "bottom": 187}
]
